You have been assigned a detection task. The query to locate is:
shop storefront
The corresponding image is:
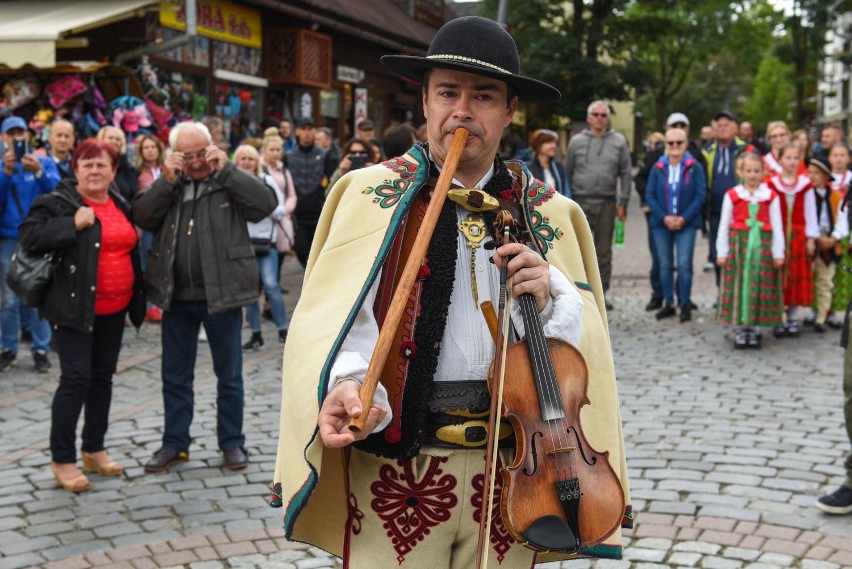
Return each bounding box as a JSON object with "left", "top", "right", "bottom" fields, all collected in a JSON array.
[{"left": 149, "top": 0, "right": 265, "bottom": 147}]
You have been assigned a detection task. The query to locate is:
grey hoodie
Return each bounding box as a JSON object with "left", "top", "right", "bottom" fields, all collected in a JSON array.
[{"left": 566, "top": 127, "right": 632, "bottom": 206}]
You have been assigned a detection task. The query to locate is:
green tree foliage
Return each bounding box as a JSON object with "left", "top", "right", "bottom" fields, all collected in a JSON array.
[
  {"left": 774, "top": 0, "right": 832, "bottom": 124},
  {"left": 482, "top": 0, "right": 636, "bottom": 123},
  {"left": 743, "top": 54, "right": 795, "bottom": 126},
  {"left": 619, "top": 0, "right": 783, "bottom": 131}
]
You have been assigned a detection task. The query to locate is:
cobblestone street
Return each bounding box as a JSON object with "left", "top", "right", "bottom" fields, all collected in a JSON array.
[{"left": 1, "top": 200, "right": 850, "bottom": 569}]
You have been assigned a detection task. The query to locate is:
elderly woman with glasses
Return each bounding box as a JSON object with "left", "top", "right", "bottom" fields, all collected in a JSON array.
[
  {"left": 526, "top": 128, "right": 569, "bottom": 197},
  {"left": 645, "top": 128, "right": 707, "bottom": 322}
]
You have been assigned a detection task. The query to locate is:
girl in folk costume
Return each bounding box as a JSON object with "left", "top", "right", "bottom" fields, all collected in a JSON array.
[
  {"left": 763, "top": 121, "right": 808, "bottom": 179},
  {"left": 830, "top": 143, "right": 852, "bottom": 321},
  {"left": 808, "top": 156, "right": 848, "bottom": 332},
  {"left": 717, "top": 153, "right": 785, "bottom": 349},
  {"left": 768, "top": 142, "right": 818, "bottom": 337}
]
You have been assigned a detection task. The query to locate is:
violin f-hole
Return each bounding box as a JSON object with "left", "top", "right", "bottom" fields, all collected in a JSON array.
[
  {"left": 567, "top": 426, "right": 597, "bottom": 466},
  {"left": 522, "top": 431, "right": 544, "bottom": 476}
]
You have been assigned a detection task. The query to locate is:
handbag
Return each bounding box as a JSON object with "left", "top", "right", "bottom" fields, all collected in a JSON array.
[
  {"left": 5, "top": 243, "right": 59, "bottom": 308},
  {"left": 274, "top": 215, "right": 295, "bottom": 254},
  {"left": 5, "top": 191, "right": 78, "bottom": 308},
  {"left": 251, "top": 237, "right": 271, "bottom": 257}
]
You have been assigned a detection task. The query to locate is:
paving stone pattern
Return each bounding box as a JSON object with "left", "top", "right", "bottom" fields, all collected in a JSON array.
[{"left": 0, "top": 202, "right": 850, "bottom": 568}]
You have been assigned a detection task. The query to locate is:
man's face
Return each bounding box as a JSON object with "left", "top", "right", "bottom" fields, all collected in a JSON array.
[
  {"left": 357, "top": 125, "right": 375, "bottom": 140},
  {"left": 2, "top": 127, "right": 24, "bottom": 147},
  {"left": 49, "top": 122, "right": 75, "bottom": 154},
  {"left": 739, "top": 122, "right": 754, "bottom": 140},
  {"left": 715, "top": 118, "right": 736, "bottom": 143},
  {"left": 822, "top": 127, "right": 841, "bottom": 149},
  {"left": 314, "top": 131, "right": 330, "bottom": 149},
  {"left": 700, "top": 126, "right": 713, "bottom": 142},
  {"left": 175, "top": 128, "right": 212, "bottom": 181},
  {"left": 422, "top": 68, "right": 515, "bottom": 177},
  {"left": 296, "top": 125, "right": 315, "bottom": 147},
  {"left": 586, "top": 104, "right": 610, "bottom": 133},
  {"left": 279, "top": 120, "right": 291, "bottom": 138}
]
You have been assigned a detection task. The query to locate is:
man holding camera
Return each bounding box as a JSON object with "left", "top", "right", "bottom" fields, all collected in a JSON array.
[
  {"left": 133, "top": 121, "right": 277, "bottom": 472},
  {"left": 0, "top": 116, "right": 60, "bottom": 373}
]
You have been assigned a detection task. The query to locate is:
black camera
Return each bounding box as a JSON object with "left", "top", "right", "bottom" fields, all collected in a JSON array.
[{"left": 349, "top": 152, "right": 368, "bottom": 170}]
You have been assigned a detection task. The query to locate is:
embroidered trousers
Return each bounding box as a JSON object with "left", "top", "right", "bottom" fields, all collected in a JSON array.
[
  {"left": 344, "top": 446, "right": 536, "bottom": 569},
  {"left": 813, "top": 259, "right": 837, "bottom": 325}
]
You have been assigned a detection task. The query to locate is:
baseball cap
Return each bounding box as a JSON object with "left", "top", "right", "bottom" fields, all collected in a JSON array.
[
  {"left": 714, "top": 110, "right": 738, "bottom": 123},
  {"left": 666, "top": 112, "right": 689, "bottom": 127},
  {"left": 295, "top": 116, "right": 315, "bottom": 128},
  {"left": 357, "top": 119, "right": 374, "bottom": 131},
  {"left": 1, "top": 116, "right": 28, "bottom": 133}
]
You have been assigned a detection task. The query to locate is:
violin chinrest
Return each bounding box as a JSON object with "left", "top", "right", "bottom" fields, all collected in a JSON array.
[{"left": 522, "top": 515, "right": 579, "bottom": 552}]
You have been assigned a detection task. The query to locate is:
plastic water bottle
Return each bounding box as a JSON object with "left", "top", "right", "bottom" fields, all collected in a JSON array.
[{"left": 615, "top": 219, "right": 625, "bottom": 247}]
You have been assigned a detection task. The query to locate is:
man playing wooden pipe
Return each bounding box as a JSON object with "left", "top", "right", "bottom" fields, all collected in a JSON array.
[{"left": 271, "top": 16, "right": 631, "bottom": 569}]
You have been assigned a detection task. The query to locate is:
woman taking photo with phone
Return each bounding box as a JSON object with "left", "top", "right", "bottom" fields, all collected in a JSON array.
[{"left": 326, "top": 138, "right": 379, "bottom": 190}]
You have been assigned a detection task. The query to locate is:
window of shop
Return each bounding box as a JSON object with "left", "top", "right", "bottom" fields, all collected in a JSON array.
[{"left": 319, "top": 88, "right": 340, "bottom": 137}]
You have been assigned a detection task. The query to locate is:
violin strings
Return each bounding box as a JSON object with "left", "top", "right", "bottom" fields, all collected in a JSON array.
[{"left": 519, "top": 293, "right": 571, "bottom": 483}]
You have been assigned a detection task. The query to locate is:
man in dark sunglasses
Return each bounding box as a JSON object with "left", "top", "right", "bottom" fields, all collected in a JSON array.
[
  {"left": 566, "top": 100, "right": 633, "bottom": 309},
  {"left": 634, "top": 112, "right": 707, "bottom": 311}
]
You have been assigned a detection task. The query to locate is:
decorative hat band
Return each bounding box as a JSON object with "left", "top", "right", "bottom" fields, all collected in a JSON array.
[{"left": 426, "top": 54, "right": 512, "bottom": 75}]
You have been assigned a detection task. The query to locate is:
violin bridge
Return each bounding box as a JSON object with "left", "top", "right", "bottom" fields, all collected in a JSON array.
[{"left": 546, "top": 447, "right": 577, "bottom": 456}]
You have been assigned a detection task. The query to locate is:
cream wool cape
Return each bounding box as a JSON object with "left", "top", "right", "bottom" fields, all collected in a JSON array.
[{"left": 273, "top": 146, "right": 632, "bottom": 562}]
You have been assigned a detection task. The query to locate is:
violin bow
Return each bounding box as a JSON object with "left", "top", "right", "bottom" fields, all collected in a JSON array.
[
  {"left": 476, "top": 222, "right": 514, "bottom": 569},
  {"left": 349, "top": 128, "right": 470, "bottom": 432}
]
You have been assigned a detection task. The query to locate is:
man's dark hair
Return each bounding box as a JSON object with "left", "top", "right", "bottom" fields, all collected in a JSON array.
[{"left": 422, "top": 69, "right": 517, "bottom": 107}]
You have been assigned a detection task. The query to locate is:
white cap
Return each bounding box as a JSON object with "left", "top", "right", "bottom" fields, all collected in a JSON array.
[{"left": 666, "top": 112, "right": 690, "bottom": 127}]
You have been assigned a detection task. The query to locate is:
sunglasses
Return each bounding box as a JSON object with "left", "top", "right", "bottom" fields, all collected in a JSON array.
[
  {"left": 666, "top": 140, "right": 685, "bottom": 146},
  {"left": 590, "top": 112, "right": 609, "bottom": 118}
]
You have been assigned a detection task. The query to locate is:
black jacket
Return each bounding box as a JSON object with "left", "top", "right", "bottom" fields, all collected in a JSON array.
[
  {"left": 113, "top": 157, "right": 140, "bottom": 203},
  {"left": 18, "top": 179, "right": 146, "bottom": 332},
  {"left": 288, "top": 143, "right": 335, "bottom": 220},
  {"left": 132, "top": 162, "right": 277, "bottom": 313}
]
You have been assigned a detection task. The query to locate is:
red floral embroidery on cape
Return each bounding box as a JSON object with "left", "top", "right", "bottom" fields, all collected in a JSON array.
[
  {"left": 381, "top": 155, "right": 419, "bottom": 182},
  {"left": 370, "top": 456, "right": 458, "bottom": 563},
  {"left": 471, "top": 470, "right": 516, "bottom": 563}
]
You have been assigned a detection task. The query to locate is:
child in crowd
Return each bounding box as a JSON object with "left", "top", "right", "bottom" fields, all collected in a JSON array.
[
  {"left": 830, "top": 143, "right": 852, "bottom": 322},
  {"left": 717, "top": 153, "right": 785, "bottom": 348},
  {"left": 808, "top": 156, "right": 848, "bottom": 332},
  {"left": 767, "top": 143, "right": 817, "bottom": 338}
]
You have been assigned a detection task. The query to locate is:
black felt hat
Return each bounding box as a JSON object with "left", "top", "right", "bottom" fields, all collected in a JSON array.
[
  {"left": 808, "top": 155, "right": 832, "bottom": 177},
  {"left": 381, "top": 16, "right": 560, "bottom": 103}
]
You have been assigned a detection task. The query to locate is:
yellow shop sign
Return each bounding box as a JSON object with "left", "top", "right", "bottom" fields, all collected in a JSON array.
[{"left": 160, "top": 0, "right": 261, "bottom": 49}]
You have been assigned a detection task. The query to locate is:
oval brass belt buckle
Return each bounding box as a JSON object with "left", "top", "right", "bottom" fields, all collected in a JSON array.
[{"left": 435, "top": 420, "right": 513, "bottom": 447}]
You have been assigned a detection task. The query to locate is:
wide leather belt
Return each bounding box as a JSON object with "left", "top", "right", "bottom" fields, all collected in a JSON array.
[{"left": 424, "top": 381, "right": 515, "bottom": 449}]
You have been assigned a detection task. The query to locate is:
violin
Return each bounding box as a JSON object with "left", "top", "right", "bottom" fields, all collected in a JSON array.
[{"left": 476, "top": 210, "right": 624, "bottom": 562}]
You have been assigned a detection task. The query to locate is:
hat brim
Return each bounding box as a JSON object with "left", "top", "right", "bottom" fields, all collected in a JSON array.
[{"left": 381, "top": 55, "right": 560, "bottom": 103}]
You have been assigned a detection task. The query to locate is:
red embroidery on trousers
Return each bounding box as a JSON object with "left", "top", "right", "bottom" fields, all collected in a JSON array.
[
  {"left": 343, "top": 492, "right": 365, "bottom": 567},
  {"left": 370, "top": 456, "right": 458, "bottom": 564},
  {"left": 472, "top": 471, "right": 516, "bottom": 564}
]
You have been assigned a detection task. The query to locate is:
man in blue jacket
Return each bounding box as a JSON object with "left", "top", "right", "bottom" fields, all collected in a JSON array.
[{"left": 0, "top": 116, "right": 60, "bottom": 372}]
